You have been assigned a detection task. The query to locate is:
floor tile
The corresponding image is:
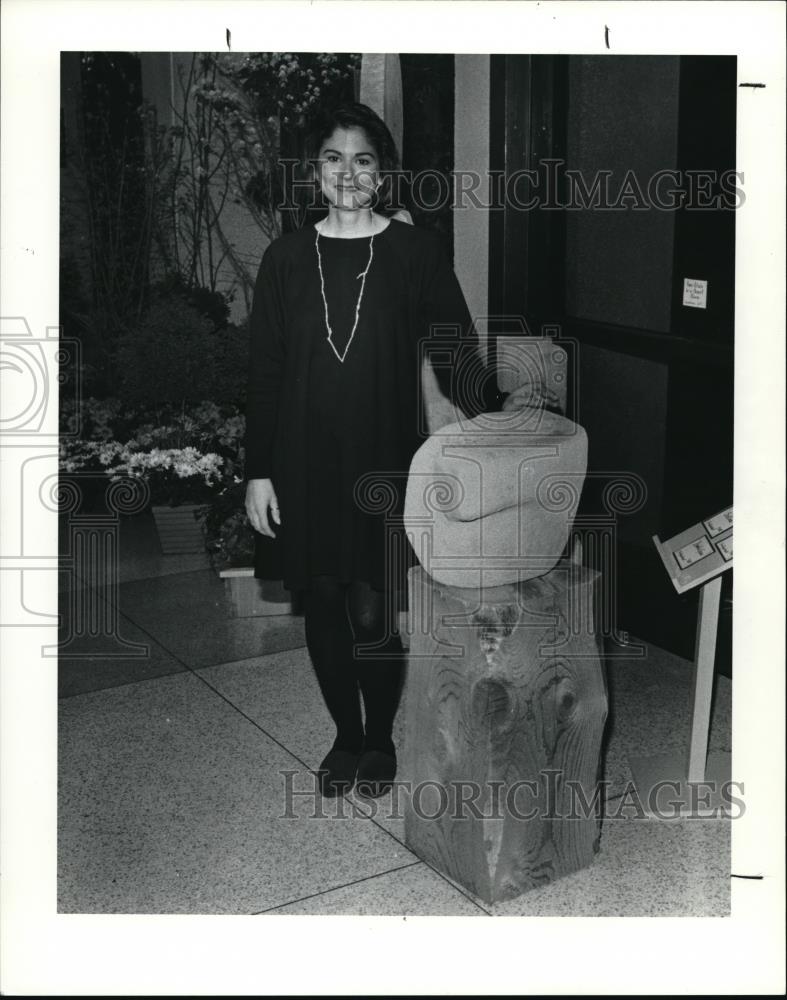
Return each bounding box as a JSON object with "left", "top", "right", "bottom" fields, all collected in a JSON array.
[
  {"left": 60, "top": 508, "right": 401, "bottom": 661},
  {"left": 196, "top": 647, "right": 338, "bottom": 767},
  {"left": 602, "top": 644, "right": 732, "bottom": 796},
  {"left": 58, "top": 671, "right": 417, "bottom": 914},
  {"left": 117, "top": 570, "right": 306, "bottom": 666},
  {"left": 262, "top": 861, "right": 487, "bottom": 916},
  {"left": 61, "top": 568, "right": 306, "bottom": 677},
  {"left": 59, "top": 511, "right": 212, "bottom": 588},
  {"left": 196, "top": 650, "right": 413, "bottom": 845},
  {"left": 58, "top": 538, "right": 732, "bottom": 919},
  {"left": 193, "top": 637, "right": 732, "bottom": 909},
  {"left": 484, "top": 816, "right": 731, "bottom": 917},
  {"left": 58, "top": 610, "right": 188, "bottom": 699},
  {"left": 56, "top": 574, "right": 191, "bottom": 697}
]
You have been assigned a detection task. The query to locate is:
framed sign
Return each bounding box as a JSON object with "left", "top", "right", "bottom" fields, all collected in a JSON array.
[{"left": 653, "top": 506, "right": 732, "bottom": 594}]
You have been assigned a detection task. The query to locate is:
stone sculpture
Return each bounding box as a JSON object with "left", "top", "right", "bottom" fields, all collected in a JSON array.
[{"left": 401, "top": 399, "right": 607, "bottom": 904}]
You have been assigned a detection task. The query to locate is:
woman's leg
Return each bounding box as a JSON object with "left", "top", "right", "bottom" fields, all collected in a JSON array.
[
  {"left": 302, "top": 575, "right": 365, "bottom": 755},
  {"left": 347, "top": 580, "right": 405, "bottom": 758}
]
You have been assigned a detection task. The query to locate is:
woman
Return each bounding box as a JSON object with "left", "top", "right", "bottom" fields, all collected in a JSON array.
[{"left": 244, "top": 102, "right": 498, "bottom": 799}]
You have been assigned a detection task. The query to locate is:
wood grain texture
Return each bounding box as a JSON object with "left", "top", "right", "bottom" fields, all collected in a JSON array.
[{"left": 403, "top": 561, "right": 607, "bottom": 903}]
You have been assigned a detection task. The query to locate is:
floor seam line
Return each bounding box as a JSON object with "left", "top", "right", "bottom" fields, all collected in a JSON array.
[
  {"left": 425, "top": 867, "right": 493, "bottom": 914},
  {"left": 58, "top": 639, "right": 309, "bottom": 701},
  {"left": 58, "top": 583, "right": 307, "bottom": 699},
  {"left": 187, "top": 669, "right": 317, "bottom": 771},
  {"left": 251, "top": 861, "right": 425, "bottom": 914},
  {"left": 348, "top": 808, "right": 492, "bottom": 915},
  {"left": 59, "top": 607, "right": 318, "bottom": 771},
  {"left": 195, "top": 645, "right": 308, "bottom": 671}
]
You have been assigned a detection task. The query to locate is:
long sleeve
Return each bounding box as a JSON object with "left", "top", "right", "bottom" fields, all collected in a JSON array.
[
  {"left": 243, "top": 243, "right": 286, "bottom": 481},
  {"left": 419, "top": 236, "right": 503, "bottom": 419}
]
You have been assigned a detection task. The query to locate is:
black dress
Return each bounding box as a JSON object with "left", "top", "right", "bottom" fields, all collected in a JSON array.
[{"left": 243, "top": 218, "right": 494, "bottom": 595}]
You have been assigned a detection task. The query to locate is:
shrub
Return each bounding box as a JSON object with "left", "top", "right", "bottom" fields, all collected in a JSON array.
[{"left": 113, "top": 289, "right": 248, "bottom": 408}]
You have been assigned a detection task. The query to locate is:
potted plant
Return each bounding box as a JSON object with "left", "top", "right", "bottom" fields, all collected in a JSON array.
[
  {"left": 114, "top": 401, "right": 246, "bottom": 552},
  {"left": 58, "top": 396, "right": 248, "bottom": 555},
  {"left": 107, "top": 443, "right": 224, "bottom": 553}
]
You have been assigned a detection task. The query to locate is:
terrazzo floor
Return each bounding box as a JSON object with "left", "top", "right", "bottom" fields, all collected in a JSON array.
[{"left": 58, "top": 510, "right": 732, "bottom": 916}]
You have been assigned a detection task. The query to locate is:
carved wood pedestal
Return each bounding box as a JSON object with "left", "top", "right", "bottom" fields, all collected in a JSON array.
[{"left": 402, "top": 562, "right": 608, "bottom": 903}]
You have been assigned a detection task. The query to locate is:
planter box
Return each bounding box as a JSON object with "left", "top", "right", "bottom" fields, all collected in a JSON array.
[
  {"left": 151, "top": 503, "right": 207, "bottom": 555},
  {"left": 219, "top": 567, "right": 294, "bottom": 618}
]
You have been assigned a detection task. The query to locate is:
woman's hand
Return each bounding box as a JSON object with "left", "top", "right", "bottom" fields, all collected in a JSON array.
[
  {"left": 245, "top": 478, "right": 281, "bottom": 538},
  {"left": 501, "top": 379, "right": 563, "bottom": 414}
]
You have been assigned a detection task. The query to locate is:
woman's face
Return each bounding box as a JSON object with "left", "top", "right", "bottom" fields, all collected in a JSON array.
[{"left": 317, "top": 126, "right": 380, "bottom": 211}]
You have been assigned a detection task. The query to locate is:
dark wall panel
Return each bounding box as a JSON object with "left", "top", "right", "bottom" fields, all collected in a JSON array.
[
  {"left": 577, "top": 343, "right": 668, "bottom": 545},
  {"left": 565, "top": 56, "right": 680, "bottom": 332},
  {"left": 400, "top": 54, "right": 455, "bottom": 251}
]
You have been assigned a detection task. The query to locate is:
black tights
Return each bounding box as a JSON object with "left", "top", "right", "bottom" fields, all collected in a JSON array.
[{"left": 302, "top": 576, "right": 405, "bottom": 756}]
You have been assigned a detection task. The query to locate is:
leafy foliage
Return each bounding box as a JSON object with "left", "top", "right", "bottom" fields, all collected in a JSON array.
[
  {"left": 201, "top": 478, "right": 256, "bottom": 569},
  {"left": 112, "top": 287, "right": 248, "bottom": 408}
]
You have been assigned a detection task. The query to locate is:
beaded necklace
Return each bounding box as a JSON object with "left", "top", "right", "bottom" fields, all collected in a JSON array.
[{"left": 315, "top": 228, "right": 376, "bottom": 364}]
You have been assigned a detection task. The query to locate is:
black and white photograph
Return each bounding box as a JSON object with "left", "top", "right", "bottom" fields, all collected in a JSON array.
[{"left": 1, "top": 1, "right": 784, "bottom": 995}]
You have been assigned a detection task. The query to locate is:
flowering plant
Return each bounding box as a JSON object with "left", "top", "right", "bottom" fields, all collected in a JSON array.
[
  {"left": 58, "top": 398, "right": 247, "bottom": 509},
  {"left": 108, "top": 445, "right": 226, "bottom": 508},
  {"left": 59, "top": 438, "right": 129, "bottom": 475},
  {"left": 60, "top": 396, "right": 144, "bottom": 443},
  {"left": 59, "top": 396, "right": 258, "bottom": 565},
  {"left": 127, "top": 400, "right": 246, "bottom": 453},
  {"left": 215, "top": 52, "right": 360, "bottom": 129}
]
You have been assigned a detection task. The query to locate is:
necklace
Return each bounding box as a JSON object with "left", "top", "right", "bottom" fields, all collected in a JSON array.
[{"left": 315, "top": 227, "right": 376, "bottom": 364}]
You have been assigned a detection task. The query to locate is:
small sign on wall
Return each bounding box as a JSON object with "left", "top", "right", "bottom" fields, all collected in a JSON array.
[{"left": 683, "top": 278, "right": 708, "bottom": 309}]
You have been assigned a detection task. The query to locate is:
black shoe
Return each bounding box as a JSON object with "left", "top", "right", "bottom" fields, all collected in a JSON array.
[
  {"left": 315, "top": 748, "right": 361, "bottom": 798},
  {"left": 355, "top": 749, "right": 397, "bottom": 799}
]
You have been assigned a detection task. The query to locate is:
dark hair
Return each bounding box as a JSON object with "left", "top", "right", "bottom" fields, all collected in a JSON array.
[
  {"left": 304, "top": 101, "right": 400, "bottom": 172},
  {"left": 303, "top": 102, "right": 404, "bottom": 215}
]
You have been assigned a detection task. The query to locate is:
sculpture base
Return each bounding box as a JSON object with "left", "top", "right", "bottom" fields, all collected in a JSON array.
[{"left": 402, "top": 561, "right": 608, "bottom": 904}]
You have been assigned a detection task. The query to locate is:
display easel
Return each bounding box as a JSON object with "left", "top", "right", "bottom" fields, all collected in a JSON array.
[{"left": 628, "top": 506, "right": 733, "bottom": 818}]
